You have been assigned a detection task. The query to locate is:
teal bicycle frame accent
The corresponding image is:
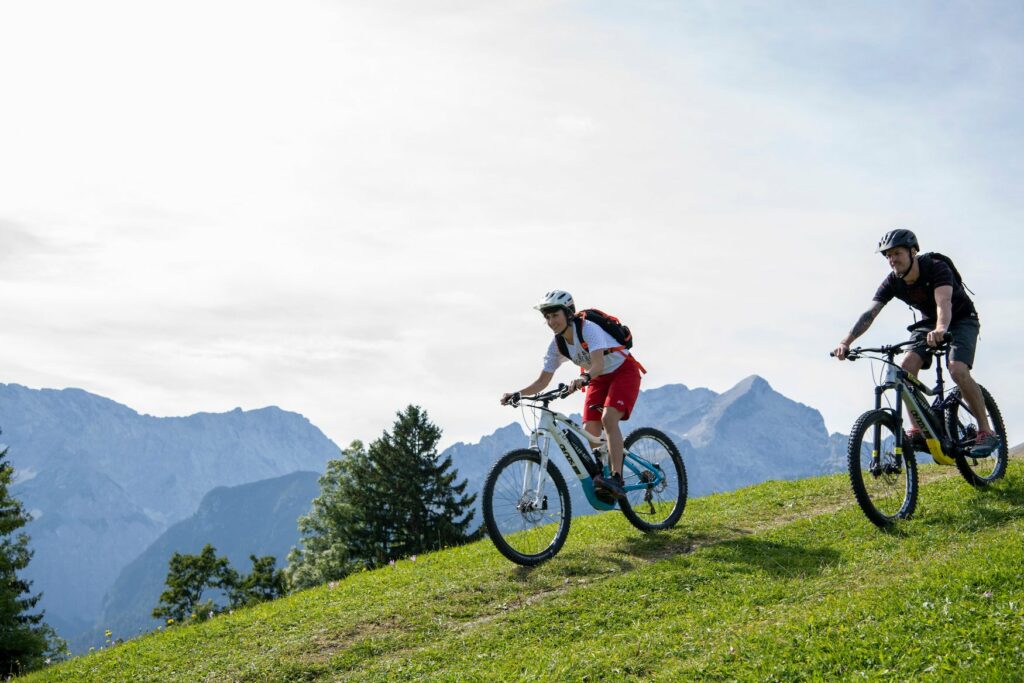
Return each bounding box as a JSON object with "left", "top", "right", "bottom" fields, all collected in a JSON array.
[{"left": 529, "top": 405, "right": 665, "bottom": 511}]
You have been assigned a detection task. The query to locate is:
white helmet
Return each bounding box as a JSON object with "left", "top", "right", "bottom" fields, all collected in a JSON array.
[{"left": 533, "top": 290, "right": 575, "bottom": 314}]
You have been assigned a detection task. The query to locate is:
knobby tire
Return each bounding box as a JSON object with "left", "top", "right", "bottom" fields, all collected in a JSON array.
[
  {"left": 946, "top": 385, "right": 1009, "bottom": 487},
  {"left": 619, "top": 427, "right": 687, "bottom": 532},
  {"left": 847, "top": 409, "right": 918, "bottom": 529},
  {"left": 482, "top": 448, "right": 571, "bottom": 566}
]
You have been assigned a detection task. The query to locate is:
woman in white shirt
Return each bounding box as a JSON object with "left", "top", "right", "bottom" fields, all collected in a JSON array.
[{"left": 501, "top": 291, "right": 643, "bottom": 499}]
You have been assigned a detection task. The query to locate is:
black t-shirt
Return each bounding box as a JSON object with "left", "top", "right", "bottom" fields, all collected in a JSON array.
[{"left": 873, "top": 255, "right": 978, "bottom": 323}]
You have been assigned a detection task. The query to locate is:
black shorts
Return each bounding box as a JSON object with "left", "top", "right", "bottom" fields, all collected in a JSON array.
[{"left": 907, "top": 317, "right": 980, "bottom": 369}]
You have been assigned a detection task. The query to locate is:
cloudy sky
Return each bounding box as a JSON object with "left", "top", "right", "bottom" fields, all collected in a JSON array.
[{"left": 2, "top": 1, "right": 1022, "bottom": 450}]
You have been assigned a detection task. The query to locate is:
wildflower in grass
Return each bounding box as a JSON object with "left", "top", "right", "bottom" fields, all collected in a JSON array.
[
  {"left": 45, "top": 658, "right": 51, "bottom": 666},
  {"left": 167, "top": 618, "right": 175, "bottom": 626},
  {"left": 329, "top": 581, "right": 337, "bottom": 589},
  {"left": 983, "top": 591, "right": 993, "bottom": 599},
  {"left": 389, "top": 559, "right": 396, "bottom": 567},
  {"left": 104, "top": 629, "right": 112, "bottom": 639},
  {"left": 208, "top": 610, "right": 214, "bottom": 619},
  {"left": 411, "top": 555, "right": 417, "bottom": 563}
]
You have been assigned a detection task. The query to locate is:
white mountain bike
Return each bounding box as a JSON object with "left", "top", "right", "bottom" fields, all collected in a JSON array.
[{"left": 483, "top": 384, "right": 687, "bottom": 566}]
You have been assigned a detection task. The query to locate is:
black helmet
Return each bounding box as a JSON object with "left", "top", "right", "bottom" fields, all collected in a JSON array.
[{"left": 876, "top": 229, "right": 919, "bottom": 254}]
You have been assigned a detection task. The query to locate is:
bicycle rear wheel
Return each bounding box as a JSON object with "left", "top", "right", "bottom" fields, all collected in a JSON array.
[
  {"left": 848, "top": 409, "right": 918, "bottom": 529},
  {"left": 946, "top": 386, "right": 1008, "bottom": 487},
  {"left": 482, "top": 449, "right": 571, "bottom": 566},
  {"left": 619, "top": 428, "right": 687, "bottom": 532}
]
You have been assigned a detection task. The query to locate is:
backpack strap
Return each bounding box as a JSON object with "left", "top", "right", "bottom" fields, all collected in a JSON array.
[
  {"left": 554, "top": 315, "right": 585, "bottom": 359},
  {"left": 573, "top": 315, "right": 588, "bottom": 352}
]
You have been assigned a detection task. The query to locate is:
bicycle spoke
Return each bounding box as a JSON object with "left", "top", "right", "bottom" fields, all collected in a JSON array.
[
  {"left": 848, "top": 410, "right": 917, "bottom": 528},
  {"left": 946, "top": 386, "right": 1008, "bottom": 486},
  {"left": 619, "top": 428, "right": 687, "bottom": 531},
  {"left": 483, "top": 450, "right": 571, "bottom": 565}
]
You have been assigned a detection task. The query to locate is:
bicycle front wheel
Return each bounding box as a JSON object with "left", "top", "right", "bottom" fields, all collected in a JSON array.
[
  {"left": 946, "top": 385, "right": 1008, "bottom": 487},
  {"left": 619, "top": 428, "right": 687, "bottom": 532},
  {"left": 482, "top": 449, "right": 571, "bottom": 566},
  {"left": 848, "top": 409, "right": 918, "bottom": 529}
]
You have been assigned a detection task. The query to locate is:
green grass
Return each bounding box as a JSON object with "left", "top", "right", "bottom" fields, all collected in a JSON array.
[{"left": 25, "top": 455, "right": 1024, "bottom": 682}]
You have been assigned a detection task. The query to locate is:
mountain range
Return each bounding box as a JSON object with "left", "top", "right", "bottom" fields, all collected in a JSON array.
[{"left": 0, "top": 383, "right": 340, "bottom": 647}]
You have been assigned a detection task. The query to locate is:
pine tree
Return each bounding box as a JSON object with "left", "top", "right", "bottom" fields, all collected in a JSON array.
[
  {"left": 0, "top": 440, "right": 63, "bottom": 676},
  {"left": 367, "top": 405, "right": 476, "bottom": 562},
  {"left": 287, "top": 407, "right": 476, "bottom": 589}
]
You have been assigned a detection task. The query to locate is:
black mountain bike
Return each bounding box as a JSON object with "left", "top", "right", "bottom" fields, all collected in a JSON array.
[{"left": 835, "top": 337, "right": 1008, "bottom": 529}]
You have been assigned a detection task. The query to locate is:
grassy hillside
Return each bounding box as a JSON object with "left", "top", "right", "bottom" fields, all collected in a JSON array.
[{"left": 26, "top": 452, "right": 1024, "bottom": 682}]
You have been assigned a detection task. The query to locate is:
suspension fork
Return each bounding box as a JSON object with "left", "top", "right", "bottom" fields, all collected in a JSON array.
[
  {"left": 523, "top": 431, "right": 553, "bottom": 504},
  {"left": 873, "top": 379, "right": 905, "bottom": 454}
]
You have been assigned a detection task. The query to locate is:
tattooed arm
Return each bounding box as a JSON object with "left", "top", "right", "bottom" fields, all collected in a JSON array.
[{"left": 834, "top": 301, "right": 885, "bottom": 360}]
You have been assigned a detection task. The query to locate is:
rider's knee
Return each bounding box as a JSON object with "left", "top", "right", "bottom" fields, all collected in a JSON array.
[
  {"left": 600, "top": 408, "right": 623, "bottom": 430},
  {"left": 948, "top": 360, "right": 972, "bottom": 385},
  {"left": 900, "top": 353, "right": 923, "bottom": 375}
]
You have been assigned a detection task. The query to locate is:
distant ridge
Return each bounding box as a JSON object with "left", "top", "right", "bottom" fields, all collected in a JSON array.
[
  {"left": 93, "top": 471, "right": 321, "bottom": 651},
  {"left": 0, "top": 383, "right": 340, "bottom": 647}
]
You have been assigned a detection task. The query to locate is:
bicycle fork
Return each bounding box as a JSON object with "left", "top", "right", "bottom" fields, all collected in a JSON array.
[
  {"left": 872, "top": 379, "right": 906, "bottom": 477},
  {"left": 520, "top": 433, "right": 553, "bottom": 511}
]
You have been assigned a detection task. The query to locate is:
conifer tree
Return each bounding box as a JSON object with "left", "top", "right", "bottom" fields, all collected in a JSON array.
[
  {"left": 287, "top": 407, "right": 476, "bottom": 589},
  {"left": 365, "top": 405, "right": 476, "bottom": 562},
  {"left": 0, "top": 439, "right": 63, "bottom": 675}
]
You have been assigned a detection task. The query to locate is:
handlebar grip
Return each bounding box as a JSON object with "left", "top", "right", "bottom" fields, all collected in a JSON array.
[{"left": 943, "top": 331, "right": 953, "bottom": 343}]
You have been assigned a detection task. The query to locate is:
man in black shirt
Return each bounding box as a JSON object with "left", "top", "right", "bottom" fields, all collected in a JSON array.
[{"left": 833, "top": 229, "right": 999, "bottom": 457}]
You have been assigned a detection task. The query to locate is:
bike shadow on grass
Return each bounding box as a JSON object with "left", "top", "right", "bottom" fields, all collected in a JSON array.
[
  {"left": 679, "top": 535, "right": 841, "bottom": 580},
  {"left": 615, "top": 527, "right": 842, "bottom": 579},
  {"left": 917, "top": 480, "right": 1024, "bottom": 532}
]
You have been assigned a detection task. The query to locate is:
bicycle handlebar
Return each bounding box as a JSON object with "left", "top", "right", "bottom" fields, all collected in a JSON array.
[
  {"left": 831, "top": 332, "right": 953, "bottom": 361},
  {"left": 508, "top": 381, "right": 587, "bottom": 408}
]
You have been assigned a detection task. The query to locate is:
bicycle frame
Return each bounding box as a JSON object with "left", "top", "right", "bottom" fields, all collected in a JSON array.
[
  {"left": 520, "top": 399, "right": 667, "bottom": 512},
  {"left": 869, "top": 347, "right": 963, "bottom": 466}
]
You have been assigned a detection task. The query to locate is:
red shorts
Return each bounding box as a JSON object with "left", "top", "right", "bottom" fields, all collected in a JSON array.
[{"left": 582, "top": 355, "right": 642, "bottom": 423}]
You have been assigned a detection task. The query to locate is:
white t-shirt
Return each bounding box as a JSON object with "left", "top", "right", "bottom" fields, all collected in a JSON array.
[{"left": 542, "top": 319, "right": 630, "bottom": 376}]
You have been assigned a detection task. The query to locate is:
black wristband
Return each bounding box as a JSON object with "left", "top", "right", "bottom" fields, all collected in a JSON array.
[{"left": 580, "top": 372, "right": 592, "bottom": 384}]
